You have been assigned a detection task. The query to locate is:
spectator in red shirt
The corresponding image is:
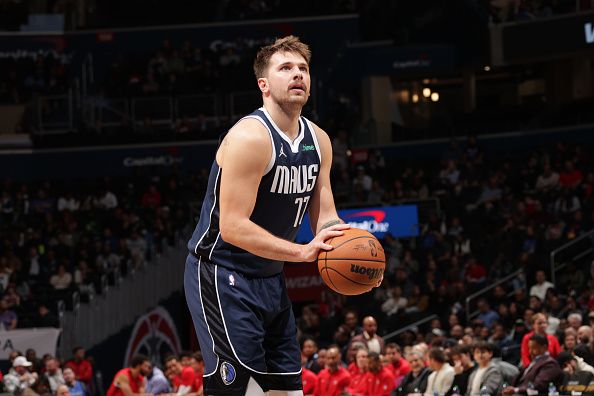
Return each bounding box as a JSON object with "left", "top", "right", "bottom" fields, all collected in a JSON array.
[
  {"left": 521, "top": 313, "right": 561, "bottom": 367},
  {"left": 314, "top": 346, "right": 351, "bottom": 396},
  {"left": 358, "top": 352, "right": 395, "bottom": 396},
  {"left": 65, "top": 347, "right": 93, "bottom": 391},
  {"left": 385, "top": 343, "right": 410, "bottom": 387},
  {"left": 140, "top": 185, "right": 162, "bottom": 209},
  {"left": 179, "top": 351, "right": 204, "bottom": 396},
  {"left": 346, "top": 348, "right": 369, "bottom": 395},
  {"left": 559, "top": 161, "right": 583, "bottom": 189},
  {"left": 164, "top": 355, "right": 197, "bottom": 395},
  {"left": 301, "top": 367, "right": 317, "bottom": 395},
  {"left": 106, "top": 354, "right": 151, "bottom": 396},
  {"left": 465, "top": 257, "right": 487, "bottom": 289}
]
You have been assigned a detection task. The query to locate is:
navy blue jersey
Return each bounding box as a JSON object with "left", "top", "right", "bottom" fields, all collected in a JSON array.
[{"left": 187, "top": 107, "right": 322, "bottom": 276}]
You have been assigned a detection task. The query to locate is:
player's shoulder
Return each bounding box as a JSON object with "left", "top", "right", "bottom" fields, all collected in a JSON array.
[{"left": 225, "top": 117, "right": 269, "bottom": 146}]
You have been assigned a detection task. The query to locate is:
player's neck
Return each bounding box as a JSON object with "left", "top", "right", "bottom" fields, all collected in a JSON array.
[{"left": 263, "top": 102, "right": 301, "bottom": 141}]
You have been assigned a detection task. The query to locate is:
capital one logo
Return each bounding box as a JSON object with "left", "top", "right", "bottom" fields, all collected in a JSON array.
[
  {"left": 345, "top": 210, "right": 390, "bottom": 234},
  {"left": 586, "top": 22, "right": 594, "bottom": 44}
]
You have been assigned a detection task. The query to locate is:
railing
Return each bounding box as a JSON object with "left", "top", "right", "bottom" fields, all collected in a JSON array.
[
  {"left": 58, "top": 242, "right": 187, "bottom": 357},
  {"left": 465, "top": 269, "right": 523, "bottom": 322},
  {"left": 550, "top": 229, "right": 594, "bottom": 285},
  {"left": 383, "top": 314, "right": 438, "bottom": 342}
]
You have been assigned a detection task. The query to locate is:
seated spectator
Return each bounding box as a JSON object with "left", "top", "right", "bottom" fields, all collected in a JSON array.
[
  {"left": 164, "top": 355, "right": 198, "bottom": 395},
  {"left": 384, "top": 343, "right": 411, "bottom": 386},
  {"left": 559, "top": 160, "right": 583, "bottom": 189},
  {"left": 0, "top": 298, "right": 17, "bottom": 330},
  {"left": 64, "top": 347, "right": 93, "bottom": 391},
  {"left": 22, "top": 377, "right": 51, "bottom": 396},
  {"left": 301, "top": 367, "right": 317, "bottom": 396},
  {"left": 62, "top": 368, "right": 87, "bottom": 396},
  {"left": 503, "top": 334, "right": 563, "bottom": 395},
  {"left": 381, "top": 286, "right": 408, "bottom": 317},
  {"left": 345, "top": 348, "right": 368, "bottom": 395},
  {"left": 33, "top": 304, "right": 59, "bottom": 328},
  {"left": 521, "top": 313, "right": 561, "bottom": 367},
  {"left": 448, "top": 344, "right": 475, "bottom": 396},
  {"left": 475, "top": 299, "right": 499, "bottom": 329},
  {"left": 466, "top": 342, "right": 503, "bottom": 396},
  {"left": 349, "top": 316, "right": 385, "bottom": 354},
  {"left": 396, "top": 351, "right": 431, "bottom": 396},
  {"left": 145, "top": 366, "right": 169, "bottom": 396},
  {"left": 50, "top": 264, "right": 73, "bottom": 290},
  {"left": 44, "top": 357, "right": 65, "bottom": 394},
  {"left": 424, "top": 348, "right": 455, "bottom": 396},
  {"left": 558, "top": 351, "right": 594, "bottom": 395},
  {"left": 25, "top": 349, "right": 43, "bottom": 374},
  {"left": 4, "top": 356, "right": 37, "bottom": 395},
  {"left": 535, "top": 165, "right": 559, "bottom": 192},
  {"left": 301, "top": 336, "right": 322, "bottom": 374},
  {"left": 358, "top": 352, "right": 395, "bottom": 395},
  {"left": 106, "top": 354, "right": 151, "bottom": 396},
  {"left": 313, "top": 346, "right": 351, "bottom": 396}
]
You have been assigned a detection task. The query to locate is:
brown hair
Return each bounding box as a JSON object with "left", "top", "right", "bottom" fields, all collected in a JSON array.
[{"left": 253, "top": 35, "right": 311, "bottom": 79}]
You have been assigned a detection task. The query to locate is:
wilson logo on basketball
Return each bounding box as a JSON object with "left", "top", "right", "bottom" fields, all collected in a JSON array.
[{"left": 350, "top": 264, "right": 383, "bottom": 280}]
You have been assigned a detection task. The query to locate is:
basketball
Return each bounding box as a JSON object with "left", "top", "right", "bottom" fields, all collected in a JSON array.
[{"left": 318, "top": 228, "right": 386, "bottom": 295}]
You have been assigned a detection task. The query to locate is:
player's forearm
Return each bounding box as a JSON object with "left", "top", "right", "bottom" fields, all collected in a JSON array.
[{"left": 220, "top": 219, "right": 305, "bottom": 262}]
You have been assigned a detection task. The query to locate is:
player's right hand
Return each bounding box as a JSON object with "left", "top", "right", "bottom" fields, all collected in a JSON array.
[{"left": 299, "top": 223, "right": 350, "bottom": 262}]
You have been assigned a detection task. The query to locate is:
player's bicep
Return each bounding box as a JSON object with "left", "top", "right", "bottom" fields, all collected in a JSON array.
[{"left": 218, "top": 125, "right": 270, "bottom": 234}]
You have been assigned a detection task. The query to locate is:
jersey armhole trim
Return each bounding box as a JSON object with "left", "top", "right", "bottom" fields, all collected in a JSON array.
[
  {"left": 304, "top": 118, "right": 322, "bottom": 163},
  {"left": 241, "top": 115, "right": 276, "bottom": 175}
]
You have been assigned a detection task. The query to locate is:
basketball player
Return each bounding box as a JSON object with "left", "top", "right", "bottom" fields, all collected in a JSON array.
[{"left": 185, "top": 36, "right": 379, "bottom": 395}]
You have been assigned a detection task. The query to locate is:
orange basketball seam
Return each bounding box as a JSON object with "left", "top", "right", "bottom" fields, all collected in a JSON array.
[
  {"left": 324, "top": 267, "right": 376, "bottom": 286},
  {"left": 330, "top": 235, "right": 379, "bottom": 250},
  {"left": 323, "top": 258, "right": 385, "bottom": 263}
]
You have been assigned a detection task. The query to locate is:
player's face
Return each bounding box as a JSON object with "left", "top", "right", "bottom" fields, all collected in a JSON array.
[{"left": 261, "top": 51, "right": 310, "bottom": 108}]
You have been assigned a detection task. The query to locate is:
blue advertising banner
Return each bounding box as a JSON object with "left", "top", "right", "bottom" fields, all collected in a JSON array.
[{"left": 296, "top": 204, "right": 419, "bottom": 243}]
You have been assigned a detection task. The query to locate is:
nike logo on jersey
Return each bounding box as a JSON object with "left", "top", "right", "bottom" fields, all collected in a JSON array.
[
  {"left": 278, "top": 145, "right": 287, "bottom": 158},
  {"left": 270, "top": 164, "right": 318, "bottom": 194}
]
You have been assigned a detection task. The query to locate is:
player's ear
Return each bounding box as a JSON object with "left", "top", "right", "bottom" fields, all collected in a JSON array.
[{"left": 257, "top": 77, "right": 269, "bottom": 93}]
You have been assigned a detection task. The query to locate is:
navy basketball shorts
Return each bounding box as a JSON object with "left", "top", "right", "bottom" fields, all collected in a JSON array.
[{"left": 184, "top": 254, "right": 302, "bottom": 394}]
